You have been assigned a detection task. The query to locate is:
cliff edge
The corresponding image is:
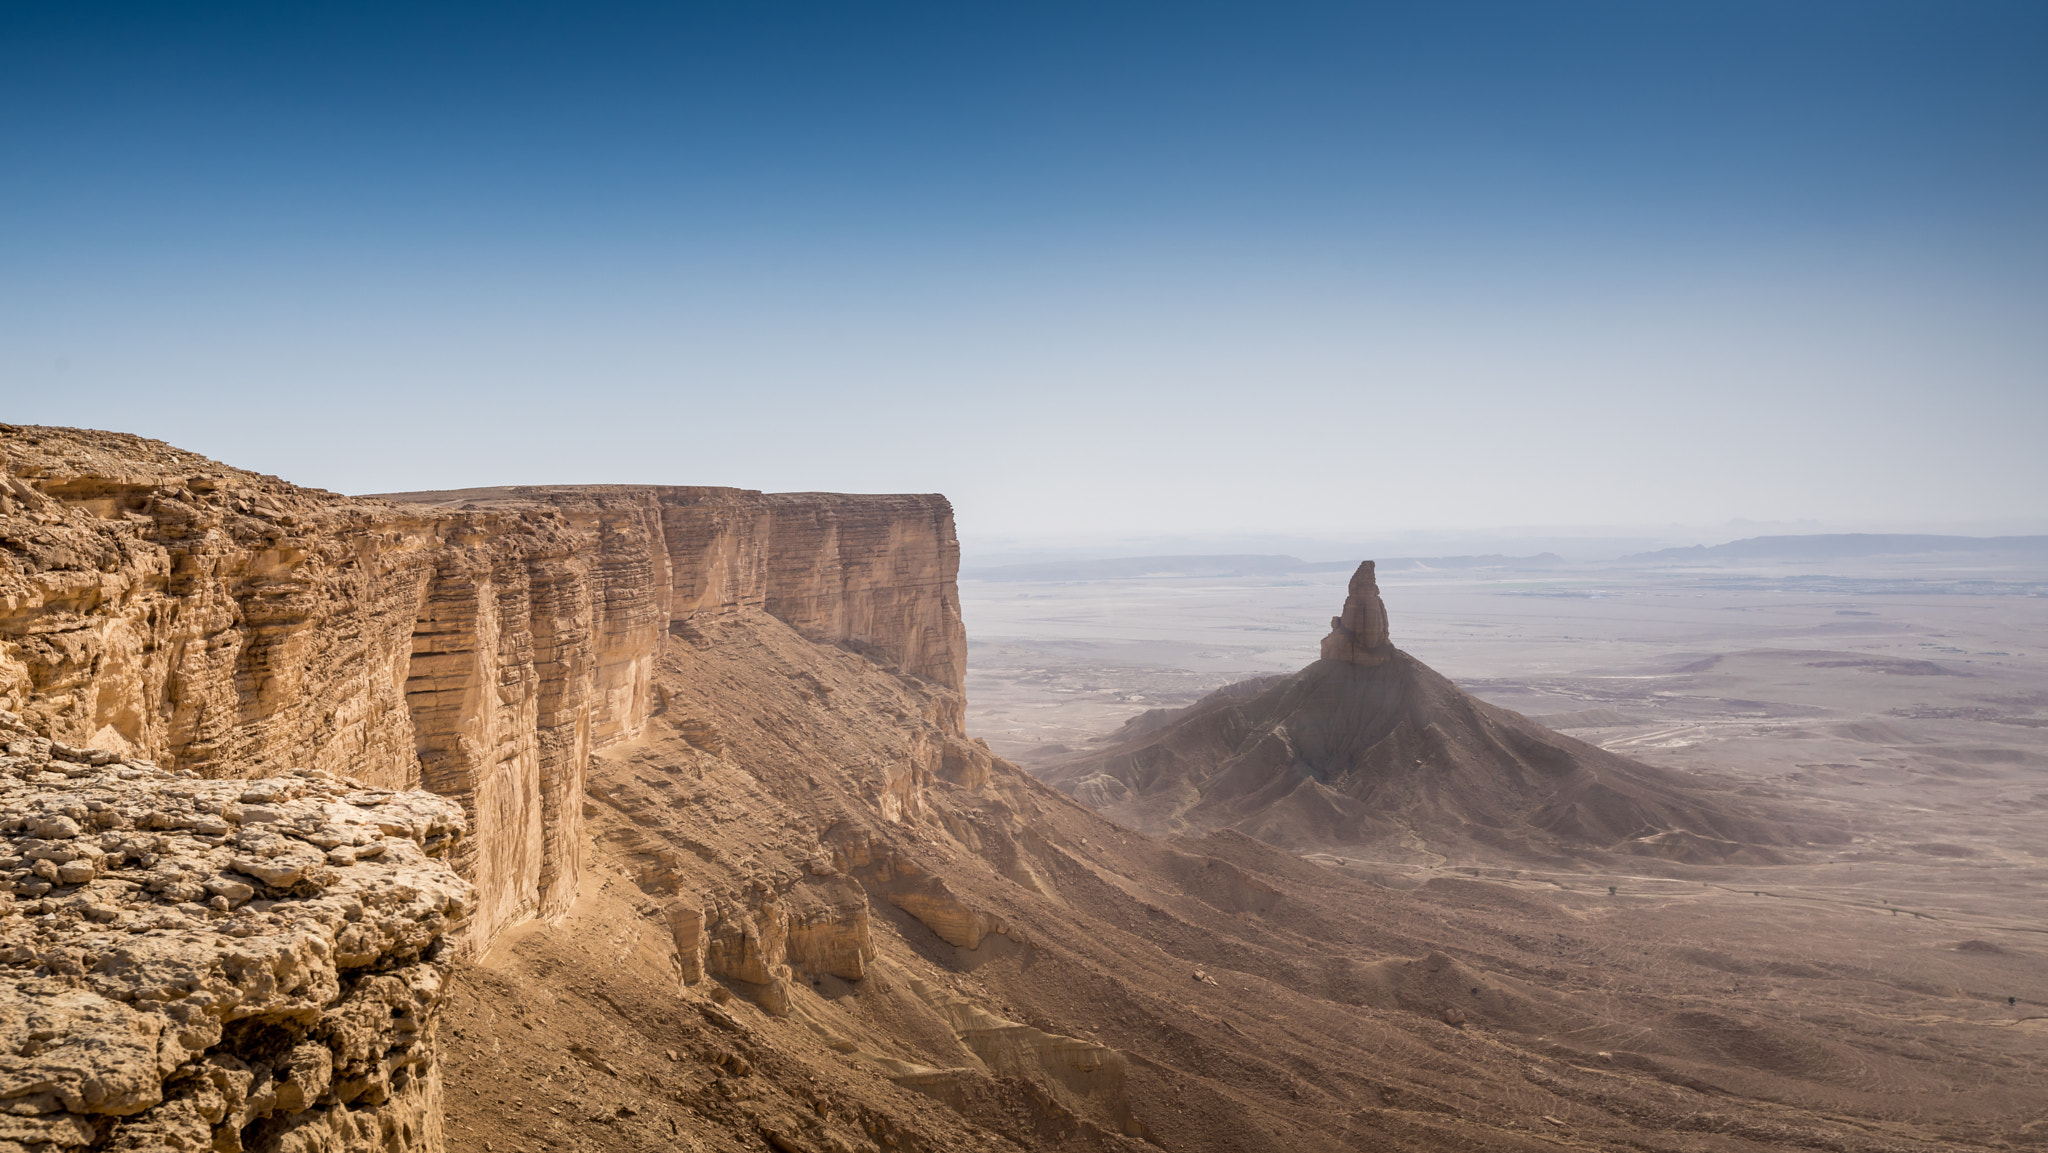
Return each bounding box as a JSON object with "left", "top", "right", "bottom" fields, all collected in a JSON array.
[
  {"left": 0, "top": 710, "right": 471, "bottom": 1153},
  {"left": 0, "top": 433, "right": 2027, "bottom": 1153},
  {"left": 0, "top": 426, "right": 964, "bottom": 951}
]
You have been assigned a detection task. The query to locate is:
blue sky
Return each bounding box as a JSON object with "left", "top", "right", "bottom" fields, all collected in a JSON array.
[{"left": 4, "top": 1, "right": 2044, "bottom": 542}]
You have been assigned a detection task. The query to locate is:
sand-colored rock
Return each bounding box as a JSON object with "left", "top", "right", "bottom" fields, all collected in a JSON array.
[
  {"left": 0, "top": 426, "right": 964, "bottom": 952},
  {"left": 781, "top": 875, "right": 877, "bottom": 981},
  {"left": 0, "top": 721, "right": 469, "bottom": 1153},
  {"left": 883, "top": 885, "right": 1007, "bottom": 951},
  {"left": 461, "top": 562, "right": 2042, "bottom": 1153},
  {"left": 10, "top": 425, "right": 2037, "bottom": 1153},
  {"left": 692, "top": 877, "right": 877, "bottom": 1013},
  {"left": 1317, "top": 560, "right": 1391, "bottom": 664}
]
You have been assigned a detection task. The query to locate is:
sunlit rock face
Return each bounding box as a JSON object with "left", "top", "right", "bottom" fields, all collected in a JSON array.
[
  {"left": 1317, "top": 560, "right": 1391, "bottom": 665},
  {"left": 0, "top": 426, "right": 965, "bottom": 952},
  {"left": 0, "top": 716, "right": 471, "bottom": 1153}
]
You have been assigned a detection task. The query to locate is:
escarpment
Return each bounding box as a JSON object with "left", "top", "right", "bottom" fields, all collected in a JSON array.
[
  {"left": 456, "top": 562, "right": 2028, "bottom": 1153},
  {"left": 6, "top": 427, "right": 2038, "bottom": 1153},
  {"left": 0, "top": 426, "right": 965, "bottom": 949}
]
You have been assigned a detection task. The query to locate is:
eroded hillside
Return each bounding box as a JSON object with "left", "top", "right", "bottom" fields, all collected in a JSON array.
[
  {"left": 1034, "top": 562, "right": 1836, "bottom": 864},
  {"left": 439, "top": 603, "right": 2047, "bottom": 1153},
  {"left": 3, "top": 426, "right": 2042, "bottom": 1153},
  {"left": 0, "top": 424, "right": 964, "bottom": 951}
]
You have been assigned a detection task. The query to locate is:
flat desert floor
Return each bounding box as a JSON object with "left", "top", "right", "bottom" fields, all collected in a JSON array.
[
  {"left": 964, "top": 560, "right": 2048, "bottom": 855},
  {"left": 963, "top": 557, "right": 2048, "bottom": 1126},
  {"left": 430, "top": 554, "right": 2048, "bottom": 1153}
]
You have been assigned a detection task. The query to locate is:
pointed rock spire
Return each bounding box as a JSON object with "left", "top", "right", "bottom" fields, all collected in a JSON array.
[{"left": 1319, "top": 561, "right": 1391, "bottom": 664}]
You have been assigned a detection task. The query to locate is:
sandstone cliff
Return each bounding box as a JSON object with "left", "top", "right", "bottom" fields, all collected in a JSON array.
[
  {"left": 1317, "top": 560, "right": 1391, "bottom": 664},
  {"left": 0, "top": 427, "right": 964, "bottom": 950},
  {"left": 2, "top": 430, "right": 2033, "bottom": 1153}
]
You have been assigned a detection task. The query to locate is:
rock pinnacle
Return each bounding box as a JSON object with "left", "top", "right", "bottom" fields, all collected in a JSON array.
[{"left": 1319, "top": 561, "right": 1391, "bottom": 664}]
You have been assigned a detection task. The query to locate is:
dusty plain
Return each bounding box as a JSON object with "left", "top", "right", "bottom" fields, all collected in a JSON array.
[
  {"left": 7, "top": 426, "right": 2045, "bottom": 1153},
  {"left": 966, "top": 550, "right": 2048, "bottom": 1141}
]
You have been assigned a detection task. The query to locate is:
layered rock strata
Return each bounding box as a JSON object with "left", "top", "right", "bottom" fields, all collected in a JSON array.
[
  {"left": 1317, "top": 560, "right": 1391, "bottom": 664},
  {"left": 0, "top": 426, "right": 964, "bottom": 950},
  {"left": 0, "top": 711, "right": 471, "bottom": 1153}
]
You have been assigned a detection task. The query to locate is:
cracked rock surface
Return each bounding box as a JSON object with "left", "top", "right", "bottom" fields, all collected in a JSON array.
[{"left": 0, "top": 712, "right": 471, "bottom": 1153}]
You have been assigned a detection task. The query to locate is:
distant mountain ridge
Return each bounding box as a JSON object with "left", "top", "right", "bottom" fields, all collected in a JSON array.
[
  {"left": 964, "top": 552, "right": 1563, "bottom": 582},
  {"left": 963, "top": 535, "right": 2048, "bottom": 581},
  {"left": 1625, "top": 533, "right": 2048, "bottom": 563}
]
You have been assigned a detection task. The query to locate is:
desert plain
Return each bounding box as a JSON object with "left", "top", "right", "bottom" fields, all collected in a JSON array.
[
  {"left": 965, "top": 548, "right": 2048, "bottom": 1139},
  {"left": 4, "top": 425, "right": 2044, "bottom": 1153}
]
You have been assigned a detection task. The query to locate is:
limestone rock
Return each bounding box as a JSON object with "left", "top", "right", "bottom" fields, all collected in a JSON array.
[
  {"left": 781, "top": 876, "right": 877, "bottom": 981},
  {"left": 0, "top": 425, "right": 966, "bottom": 953},
  {"left": 664, "top": 903, "right": 708, "bottom": 984},
  {"left": 696, "top": 875, "right": 877, "bottom": 1013},
  {"left": 1317, "top": 561, "right": 1391, "bottom": 665},
  {"left": 0, "top": 742, "right": 471, "bottom": 1153},
  {"left": 885, "top": 883, "right": 1006, "bottom": 951}
]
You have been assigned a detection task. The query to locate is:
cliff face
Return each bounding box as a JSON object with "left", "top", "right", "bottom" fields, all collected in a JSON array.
[
  {"left": 5, "top": 428, "right": 2033, "bottom": 1153},
  {"left": 0, "top": 427, "right": 964, "bottom": 949},
  {"left": 1317, "top": 560, "right": 1391, "bottom": 664},
  {"left": 392, "top": 486, "right": 966, "bottom": 719}
]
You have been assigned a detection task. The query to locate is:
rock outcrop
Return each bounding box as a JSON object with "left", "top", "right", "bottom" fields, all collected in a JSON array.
[
  {"left": 0, "top": 426, "right": 964, "bottom": 950},
  {"left": 1040, "top": 563, "right": 1826, "bottom": 859},
  {"left": 565, "top": 606, "right": 1162, "bottom": 1149},
  {"left": 7, "top": 425, "right": 2009, "bottom": 1153},
  {"left": 1317, "top": 560, "right": 1391, "bottom": 664},
  {"left": 0, "top": 710, "right": 470, "bottom": 1153}
]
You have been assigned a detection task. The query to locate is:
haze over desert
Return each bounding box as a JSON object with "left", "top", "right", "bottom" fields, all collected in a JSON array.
[{"left": 4, "top": 3, "right": 2046, "bottom": 1152}]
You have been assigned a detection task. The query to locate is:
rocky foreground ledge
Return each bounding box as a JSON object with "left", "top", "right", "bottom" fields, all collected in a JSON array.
[{"left": 0, "top": 712, "right": 472, "bottom": 1153}]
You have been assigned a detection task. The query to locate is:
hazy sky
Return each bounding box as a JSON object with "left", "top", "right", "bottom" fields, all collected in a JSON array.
[{"left": 5, "top": 2, "right": 2044, "bottom": 542}]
